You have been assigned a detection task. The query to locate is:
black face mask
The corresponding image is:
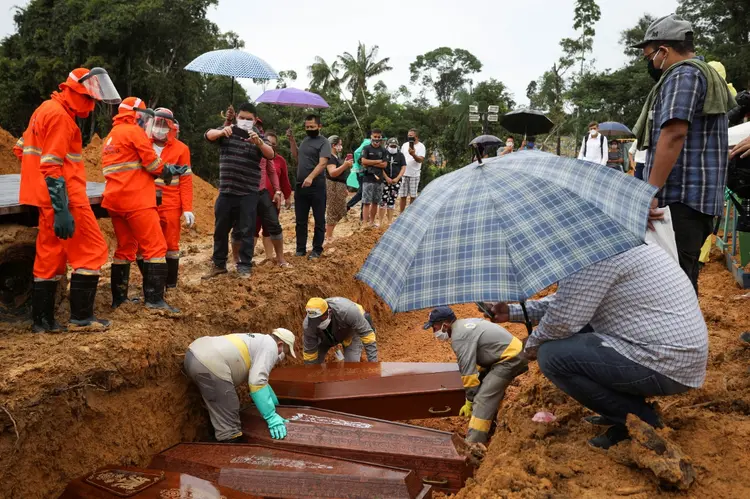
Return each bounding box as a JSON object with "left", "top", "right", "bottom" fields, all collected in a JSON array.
[
  {"left": 646, "top": 49, "right": 664, "bottom": 82},
  {"left": 306, "top": 129, "right": 320, "bottom": 138}
]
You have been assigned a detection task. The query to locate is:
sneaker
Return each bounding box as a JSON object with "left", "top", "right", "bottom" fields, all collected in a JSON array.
[
  {"left": 202, "top": 265, "right": 228, "bottom": 280},
  {"left": 295, "top": 251, "right": 307, "bottom": 257},
  {"left": 583, "top": 415, "right": 617, "bottom": 426},
  {"left": 588, "top": 424, "right": 630, "bottom": 450},
  {"left": 308, "top": 252, "right": 322, "bottom": 260},
  {"left": 237, "top": 266, "right": 252, "bottom": 278},
  {"left": 740, "top": 331, "right": 750, "bottom": 344}
]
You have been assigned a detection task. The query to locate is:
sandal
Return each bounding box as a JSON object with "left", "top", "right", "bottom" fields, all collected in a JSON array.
[{"left": 278, "top": 262, "right": 293, "bottom": 268}]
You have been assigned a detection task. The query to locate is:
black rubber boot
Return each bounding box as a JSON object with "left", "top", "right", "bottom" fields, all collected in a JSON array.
[
  {"left": 166, "top": 258, "right": 179, "bottom": 289},
  {"left": 144, "top": 262, "right": 180, "bottom": 314},
  {"left": 32, "top": 280, "right": 66, "bottom": 333},
  {"left": 69, "top": 274, "right": 111, "bottom": 330},
  {"left": 110, "top": 263, "right": 138, "bottom": 308}
]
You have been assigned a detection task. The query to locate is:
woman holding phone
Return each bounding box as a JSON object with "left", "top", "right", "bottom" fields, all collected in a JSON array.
[{"left": 325, "top": 135, "right": 353, "bottom": 241}]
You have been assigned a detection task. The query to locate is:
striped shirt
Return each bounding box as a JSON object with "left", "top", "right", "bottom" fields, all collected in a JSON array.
[
  {"left": 644, "top": 65, "right": 729, "bottom": 216},
  {"left": 509, "top": 244, "right": 708, "bottom": 388},
  {"left": 208, "top": 127, "right": 263, "bottom": 196}
]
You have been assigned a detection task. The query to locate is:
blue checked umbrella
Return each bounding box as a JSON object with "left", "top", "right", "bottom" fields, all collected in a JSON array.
[
  {"left": 357, "top": 150, "right": 657, "bottom": 322},
  {"left": 185, "top": 49, "right": 279, "bottom": 102}
]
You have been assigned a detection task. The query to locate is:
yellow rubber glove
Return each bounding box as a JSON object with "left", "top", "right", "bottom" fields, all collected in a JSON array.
[{"left": 459, "top": 399, "right": 473, "bottom": 417}]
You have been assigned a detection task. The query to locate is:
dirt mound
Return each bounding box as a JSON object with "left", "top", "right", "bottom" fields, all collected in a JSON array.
[
  {"left": 83, "top": 134, "right": 104, "bottom": 182},
  {"left": 0, "top": 127, "right": 21, "bottom": 175}
]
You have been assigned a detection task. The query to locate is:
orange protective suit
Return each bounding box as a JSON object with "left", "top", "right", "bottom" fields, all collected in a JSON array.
[
  {"left": 14, "top": 85, "right": 108, "bottom": 280},
  {"left": 101, "top": 97, "right": 167, "bottom": 263},
  {"left": 154, "top": 131, "right": 192, "bottom": 258}
]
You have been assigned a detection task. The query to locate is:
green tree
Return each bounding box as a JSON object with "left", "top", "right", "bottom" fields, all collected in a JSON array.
[
  {"left": 338, "top": 42, "right": 392, "bottom": 110},
  {"left": 409, "top": 48, "right": 482, "bottom": 105}
]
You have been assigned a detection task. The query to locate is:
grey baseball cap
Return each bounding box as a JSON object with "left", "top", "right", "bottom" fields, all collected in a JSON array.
[{"left": 631, "top": 14, "right": 693, "bottom": 49}]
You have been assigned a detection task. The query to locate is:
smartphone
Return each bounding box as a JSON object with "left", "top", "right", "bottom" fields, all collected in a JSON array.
[
  {"left": 231, "top": 125, "right": 249, "bottom": 139},
  {"left": 408, "top": 137, "right": 416, "bottom": 145},
  {"left": 476, "top": 302, "right": 495, "bottom": 320},
  {"left": 345, "top": 153, "right": 353, "bottom": 161}
]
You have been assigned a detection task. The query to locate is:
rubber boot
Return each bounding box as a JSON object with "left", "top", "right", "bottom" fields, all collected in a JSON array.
[
  {"left": 111, "top": 263, "right": 138, "bottom": 308},
  {"left": 32, "top": 280, "right": 66, "bottom": 333},
  {"left": 144, "top": 262, "right": 180, "bottom": 314},
  {"left": 166, "top": 258, "right": 179, "bottom": 289},
  {"left": 69, "top": 274, "right": 111, "bottom": 330}
]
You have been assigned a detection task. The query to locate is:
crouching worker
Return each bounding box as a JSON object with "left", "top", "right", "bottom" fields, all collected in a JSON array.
[
  {"left": 184, "top": 328, "right": 297, "bottom": 442},
  {"left": 303, "top": 297, "right": 377, "bottom": 364},
  {"left": 424, "top": 306, "right": 528, "bottom": 444}
]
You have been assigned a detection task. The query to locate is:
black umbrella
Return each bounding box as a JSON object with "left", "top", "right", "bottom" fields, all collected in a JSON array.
[
  {"left": 469, "top": 135, "right": 503, "bottom": 164},
  {"left": 501, "top": 108, "right": 554, "bottom": 136}
]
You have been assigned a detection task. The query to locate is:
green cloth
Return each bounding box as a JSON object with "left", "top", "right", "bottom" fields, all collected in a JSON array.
[
  {"left": 633, "top": 59, "right": 737, "bottom": 151},
  {"left": 352, "top": 138, "right": 371, "bottom": 174}
]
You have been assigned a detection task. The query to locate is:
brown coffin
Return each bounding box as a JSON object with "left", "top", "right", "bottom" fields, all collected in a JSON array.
[
  {"left": 240, "top": 405, "right": 473, "bottom": 493},
  {"left": 268, "top": 362, "right": 465, "bottom": 420},
  {"left": 148, "top": 442, "right": 432, "bottom": 499},
  {"left": 58, "top": 466, "right": 257, "bottom": 499}
]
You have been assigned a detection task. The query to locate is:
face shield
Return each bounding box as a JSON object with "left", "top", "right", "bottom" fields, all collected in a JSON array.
[
  {"left": 149, "top": 110, "right": 175, "bottom": 141},
  {"left": 136, "top": 107, "right": 155, "bottom": 132},
  {"left": 77, "top": 68, "right": 121, "bottom": 105}
]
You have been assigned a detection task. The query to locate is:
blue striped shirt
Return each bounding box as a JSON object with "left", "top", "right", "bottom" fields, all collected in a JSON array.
[{"left": 644, "top": 65, "right": 729, "bottom": 216}]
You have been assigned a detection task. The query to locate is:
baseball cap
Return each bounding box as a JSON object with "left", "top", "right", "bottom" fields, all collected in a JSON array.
[
  {"left": 631, "top": 14, "right": 693, "bottom": 49},
  {"left": 387, "top": 138, "right": 399, "bottom": 146},
  {"left": 306, "top": 297, "right": 328, "bottom": 319},
  {"left": 423, "top": 306, "right": 456, "bottom": 330},
  {"left": 271, "top": 328, "right": 297, "bottom": 358}
]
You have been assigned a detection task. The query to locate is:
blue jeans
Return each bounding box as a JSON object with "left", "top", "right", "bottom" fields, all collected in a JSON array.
[
  {"left": 537, "top": 333, "right": 690, "bottom": 427},
  {"left": 634, "top": 162, "right": 645, "bottom": 180}
]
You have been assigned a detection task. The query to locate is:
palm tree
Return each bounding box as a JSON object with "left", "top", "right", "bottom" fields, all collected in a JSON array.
[
  {"left": 307, "top": 56, "right": 364, "bottom": 136},
  {"left": 338, "top": 42, "right": 392, "bottom": 112}
]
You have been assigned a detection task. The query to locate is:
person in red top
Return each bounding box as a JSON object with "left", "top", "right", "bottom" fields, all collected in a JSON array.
[
  {"left": 102, "top": 97, "right": 182, "bottom": 313},
  {"left": 14, "top": 67, "right": 120, "bottom": 333},
  {"left": 143, "top": 108, "right": 194, "bottom": 289}
]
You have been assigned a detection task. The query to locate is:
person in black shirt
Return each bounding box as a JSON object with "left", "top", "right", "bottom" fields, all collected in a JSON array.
[
  {"left": 360, "top": 129, "right": 387, "bottom": 227},
  {"left": 379, "top": 138, "right": 406, "bottom": 226}
]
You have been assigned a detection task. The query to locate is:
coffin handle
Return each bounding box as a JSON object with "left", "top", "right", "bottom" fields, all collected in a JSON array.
[
  {"left": 422, "top": 477, "right": 449, "bottom": 486},
  {"left": 428, "top": 406, "right": 452, "bottom": 414}
]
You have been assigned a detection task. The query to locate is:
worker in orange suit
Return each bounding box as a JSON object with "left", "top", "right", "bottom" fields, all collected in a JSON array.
[
  {"left": 14, "top": 67, "right": 120, "bottom": 334},
  {"left": 102, "top": 97, "right": 184, "bottom": 313},
  {"left": 139, "top": 108, "right": 194, "bottom": 289}
]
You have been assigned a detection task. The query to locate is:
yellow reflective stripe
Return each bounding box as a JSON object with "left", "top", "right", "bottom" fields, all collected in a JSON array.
[
  {"left": 144, "top": 257, "right": 166, "bottom": 264},
  {"left": 497, "top": 336, "right": 524, "bottom": 363},
  {"left": 34, "top": 276, "right": 62, "bottom": 282},
  {"left": 249, "top": 384, "right": 266, "bottom": 393},
  {"left": 461, "top": 373, "right": 480, "bottom": 388},
  {"left": 476, "top": 364, "right": 486, "bottom": 373},
  {"left": 40, "top": 154, "right": 63, "bottom": 165},
  {"left": 227, "top": 431, "right": 243, "bottom": 440},
  {"left": 73, "top": 268, "right": 100, "bottom": 276},
  {"left": 103, "top": 162, "right": 141, "bottom": 175},
  {"left": 23, "top": 147, "right": 41, "bottom": 156},
  {"left": 15, "top": 138, "right": 24, "bottom": 147},
  {"left": 356, "top": 304, "right": 365, "bottom": 315},
  {"left": 361, "top": 332, "right": 376, "bottom": 345},
  {"left": 166, "top": 251, "right": 180, "bottom": 259},
  {"left": 225, "top": 334, "right": 251, "bottom": 370},
  {"left": 66, "top": 153, "right": 82, "bottom": 163},
  {"left": 145, "top": 157, "right": 161, "bottom": 172},
  {"left": 182, "top": 168, "right": 192, "bottom": 175},
  {"left": 155, "top": 177, "right": 180, "bottom": 186},
  {"left": 112, "top": 258, "right": 131, "bottom": 264},
  {"left": 342, "top": 337, "right": 353, "bottom": 348},
  {"left": 469, "top": 416, "right": 492, "bottom": 432},
  {"left": 303, "top": 350, "right": 318, "bottom": 362}
]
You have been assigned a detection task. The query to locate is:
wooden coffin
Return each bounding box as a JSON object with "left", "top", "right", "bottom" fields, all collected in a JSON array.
[
  {"left": 58, "top": 466, "right": 257, "bottom": 499},
  {"left": 148, "top": 442, "right": 432, "bottom": 499},
  {"left": 240, "top": 405, "right": 473, "bottom": 493},
  {"left": 268, "top": 362, "right": 465, "bottom": 420}
]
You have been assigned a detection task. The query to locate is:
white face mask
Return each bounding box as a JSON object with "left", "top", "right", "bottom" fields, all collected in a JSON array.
[
  {"left": 589, "top": 129, "right": 598, "bottom": 138},
  {"left": 433, "top": 324, "right": 450, "bottom": 342},
  {"left": 388, "top": 146, "right": 398, "bottom": 154},
  {"left": 506, "top": 141, "right": 513, "bottom": 148},
  {"left": 317, "top": 316, "right": 332, "bottom": 330},
  {"left": 236, "top": 118, "right": 254, "bottom": 131},
  {"left": 278, "top": 351, "right": 286, "bottom": 362}
]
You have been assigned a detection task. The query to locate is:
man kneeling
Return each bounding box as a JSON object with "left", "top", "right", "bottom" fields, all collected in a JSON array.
[
  {"left": 490, "top": 244, "right": 708, "bottom": 449},
  {"left": 185, "top": 329, "right": 297, "bottom": 443},
  {"left": 424, "top": 306, "right": 528, "bottom": 444}
]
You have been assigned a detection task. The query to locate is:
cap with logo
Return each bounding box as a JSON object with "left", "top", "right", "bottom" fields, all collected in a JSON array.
[
  {"left": 306, "top": 297, "right": 329, "bottom": 318},
  {"left": 423, "top": 306, "right": 457, "bottom": 330},
  {"left": 631, "top": 14, "right": 693, "bottom": 49}
]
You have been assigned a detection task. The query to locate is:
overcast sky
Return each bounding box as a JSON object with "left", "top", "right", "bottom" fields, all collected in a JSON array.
[{"left": 0, "top": 0, "right": 678, "bottom": 105}]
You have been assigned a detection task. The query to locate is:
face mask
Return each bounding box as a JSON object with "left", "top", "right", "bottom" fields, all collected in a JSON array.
[
  {"left": 278, "top": 351, "right": 286, "bottom": 362},
  {"left": 589, "top": 130, "right": 598, "bottom": 138},
  {"left": 317, "top": 316, "right": 331, "bottom": 330},
  {"left": 306, "top": 129, "right": 320, "bottom": 138},
  {"left": 647, "top": 49, "right": 666, "bottom": 82},
  {"left": 506, "top": 141, "right": 513, "bottom": 148},
  {"left": 434, "top": 329, "right": 450, "bottom": 342},
  {"left": 388, "top": 146, "right": 398, "bottom": 154},
  {"left": 236, "top": 119, "right": 254, "bottom": 131}
]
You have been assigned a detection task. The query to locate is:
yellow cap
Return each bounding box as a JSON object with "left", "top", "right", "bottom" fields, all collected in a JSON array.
[{"left": 306, "top": 297, "right": 328, "bottom": 318}]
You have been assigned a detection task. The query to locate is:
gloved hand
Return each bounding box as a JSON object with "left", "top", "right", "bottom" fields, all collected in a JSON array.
[
  {"left": 45, "top": 176, "right": 75, "bottom": 239},
  {"left": 158, "top": 164, "right": 189, "bottom": 186},
  {"left": 250, "top": 385, "right": 288, "bottom": 440},
  {"left": 183, "top": 211, "right": 195, "bottom": 227},
  {"left": 268, "top": 384, "right": 279, "bottom": 406},
  {"left": 459, "top": 399, "right": 473, "bottom": 417}
]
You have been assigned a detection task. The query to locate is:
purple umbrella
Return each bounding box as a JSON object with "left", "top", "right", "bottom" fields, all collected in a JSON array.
[{"left": 255, "top": 88, "right": 329, "bottom": 108}]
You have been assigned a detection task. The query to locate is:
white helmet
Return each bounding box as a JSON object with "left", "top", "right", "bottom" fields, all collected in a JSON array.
[{"left": 272, "top": 328, "right": 297, "bottom": 358}]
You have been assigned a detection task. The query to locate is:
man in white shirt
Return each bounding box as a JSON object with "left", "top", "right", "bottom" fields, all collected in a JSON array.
[
  {"left": 399, "top": 128, "right": 426, "bottom": 211},
  {"left": 628, "top": 140, "right": 648, "bottom": 179},
  {"left": 577, "top": 121, "right": 608, "bottom": 166}
]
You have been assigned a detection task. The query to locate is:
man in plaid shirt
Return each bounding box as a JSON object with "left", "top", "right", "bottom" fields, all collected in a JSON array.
[
  {"left": 635, "top": 15, "right": 731, "bottom": 293},
  {"left": 489, "top": 244, "right": 708, "bottom": 449}
]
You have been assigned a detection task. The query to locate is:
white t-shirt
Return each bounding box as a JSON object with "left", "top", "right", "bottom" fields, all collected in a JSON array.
[
  {"left": 578, "top": 134, "right": 608, "bottom": 165},
  {"left": 629, "top": 140, "right": 647, "bottom": 164},
  {"left": 401, "top": 141, "right": 426, "bottom": 177},
  {"left": 152, "top": 143, "right": 165, "bottom": 157}
]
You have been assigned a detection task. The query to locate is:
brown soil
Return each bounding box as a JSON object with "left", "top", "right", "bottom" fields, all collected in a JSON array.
[{"left": 0, "top": 128, "right": 20, "bottom": 175}]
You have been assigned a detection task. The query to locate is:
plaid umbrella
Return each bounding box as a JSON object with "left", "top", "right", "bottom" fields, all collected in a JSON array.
[
  {"left": 357, "top": 150, "right": 657, "bottom": 314},
  {"left": 185, "top": 49, "right": 279, "bottom": 103}
]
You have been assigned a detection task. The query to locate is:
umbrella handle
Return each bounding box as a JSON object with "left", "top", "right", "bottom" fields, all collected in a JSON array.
[{"left": 520, "top": 301, "right": 533, "bottom": 335}]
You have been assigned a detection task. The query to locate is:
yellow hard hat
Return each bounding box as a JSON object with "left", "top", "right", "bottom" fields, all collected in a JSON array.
[{"left": 306, "top": 297, "right": 328, "bottom": 318}]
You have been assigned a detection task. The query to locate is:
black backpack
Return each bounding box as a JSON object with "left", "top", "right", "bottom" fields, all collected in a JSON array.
[{"left": 583, "top": 134, "right": 605, "bottom": 159}]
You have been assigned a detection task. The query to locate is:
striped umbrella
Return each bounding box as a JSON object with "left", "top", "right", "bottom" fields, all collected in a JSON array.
[{"left": 185, "top": 49, "right": 279, "bottom": 102}]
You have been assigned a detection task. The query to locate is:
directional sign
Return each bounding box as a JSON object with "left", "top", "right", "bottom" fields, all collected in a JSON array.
[
  {"left": 468, "top": 105, "right": 479, "bottom": 113},
  {"left": 487, "top": 105, "right": 500, "bottom": 113},
  {"left": 487, "top": 114, "right": 499, "bottom": 122},
  {"left": 469, "top": 114, "right": 480, "bottom": 122}
]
